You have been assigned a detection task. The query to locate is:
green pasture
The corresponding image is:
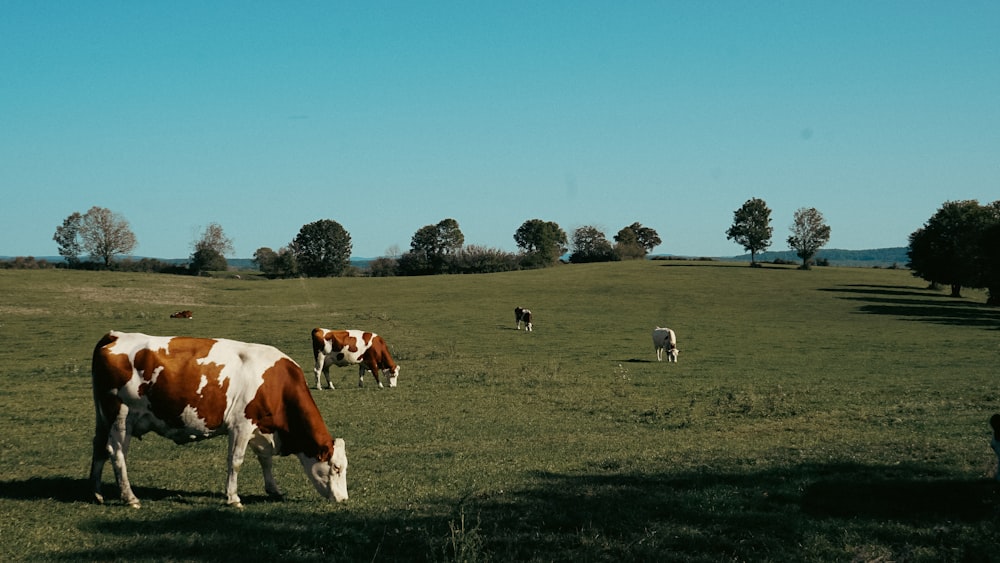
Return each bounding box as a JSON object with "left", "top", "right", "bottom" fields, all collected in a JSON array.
[{"left": 0, "top": 261, "right": 998, "bottom": 561}]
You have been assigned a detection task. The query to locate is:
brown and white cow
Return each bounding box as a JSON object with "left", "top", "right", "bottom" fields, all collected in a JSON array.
[
  {"left": 89, "top": 331, "right": 348, "bottom": 508},
  {"left": 652, "top": 327, "right": 679, "bottom": 362},
  {"left": 515, "top": 307, "right": 533, "bottom": 331},
  {"left": 170, "top": 310, "right": 193, "bottom": 319},
  {"left": 311, "top": 328, "right": 399, "bottom": 390},
  {"left": 991, "top": 414, "right": 1000, "bottom": 481}
]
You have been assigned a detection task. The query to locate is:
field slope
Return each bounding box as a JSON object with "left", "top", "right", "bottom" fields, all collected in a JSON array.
[{"left": 0, "top": 262, "right": 997, "bottom": 561}]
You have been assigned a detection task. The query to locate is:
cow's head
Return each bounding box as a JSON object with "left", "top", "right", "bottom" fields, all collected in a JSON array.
[
  {"left": 387, "top": 365, "right": 400, "bottom": 388},
  {"left": 668, "top": 348, "right": 679, "bottom": 362},
  {"left": 300, "top": 437, "right": 349, "bottom": 502}
]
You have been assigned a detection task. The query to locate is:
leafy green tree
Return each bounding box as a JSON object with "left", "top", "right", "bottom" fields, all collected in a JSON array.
[
  {"left": 77, "top": 206, "right": 138, "bottom": 268},
  {"left": 292, "top": 219, "right": 352, "bottom": 277},
  {"left": 981, "top": 221, "right": 1000, "bottom": 305},
  {"left": 787, "top": 207, "right": 831, "bottom": 269},
  {"left": 569, "top": 225, "right": 616, "bottom": 263},
  {"left": 726, "top": 198, "right": 773, "bottom": 266},
  {"left": 53, "top": 211, "right": 84, "bottom": 267},
  {"left": 402, "top": 218, "right": 466, "bottom": 275},
  {"left": 514, "top": 219, "right": 568, "bottom": 268},
  {"left": 907, "top": 200, "right": 995, "bottom": 297},
  {"left": 253, "top": 247, "right": 279, "bottom": 275},
  {"left": 615, "top": 223, "right": 661, "bottom": 254},
  {"left": 613, "top": 222, "right": 661, "bottom": 260},
  {"left": 613, "top": 228, "right": 646, "bottom": 260},
  {"left": 189, "top": 223, "right": 233, "bottom": 275}
]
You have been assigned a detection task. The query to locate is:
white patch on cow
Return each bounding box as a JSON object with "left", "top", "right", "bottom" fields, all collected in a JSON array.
[{"left": 179, "top": 404, "right": 211, "bottom": 435}]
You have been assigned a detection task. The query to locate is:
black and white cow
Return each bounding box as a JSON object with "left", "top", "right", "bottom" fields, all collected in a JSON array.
[{"left": 515, "top": 307, "right": 533, "bottom": 332}]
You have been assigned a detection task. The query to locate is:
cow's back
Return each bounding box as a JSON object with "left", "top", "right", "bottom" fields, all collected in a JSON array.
[{"left": 92, "top": 331, "right": 287, "bottom": 443}]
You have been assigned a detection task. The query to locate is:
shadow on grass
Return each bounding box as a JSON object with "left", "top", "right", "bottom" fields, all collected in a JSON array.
[
  {"left": 821, "top": 284, "right": 1000, "bottom": 328},
  {"left": 12, "top": 462, "right": 999, "bottom": 562}
]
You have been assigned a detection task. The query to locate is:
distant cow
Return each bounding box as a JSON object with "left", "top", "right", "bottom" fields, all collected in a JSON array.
[
  {"left": 170, "top": 310, "right": 193, "bottom": 319},
  {"left": 991, "top": 414, "right": 1000, "bottom": 481},
  {"left": 515, "top": 307, "right": 533, "bottom": 331},
  {"left": 311, "top": 328, "right": 400, "bottom": 390},
  {"left": 89, "top": 331, "right": 348, "bottom": 508},
  {"left": 652, "top": 327, "right": 679, "bottom": 362}
]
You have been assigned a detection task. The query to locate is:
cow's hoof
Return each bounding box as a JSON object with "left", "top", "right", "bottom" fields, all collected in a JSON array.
[{"left": 93, "top": 493, "right": 104, "bottom": 505}]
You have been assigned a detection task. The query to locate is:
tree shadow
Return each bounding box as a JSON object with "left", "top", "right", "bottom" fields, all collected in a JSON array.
[
  {"left": 821, "top": 284, "right": 1000, "bottom": 328},
  {"left": 25, "top": 462, "right": 1000, "bottom": 562}
]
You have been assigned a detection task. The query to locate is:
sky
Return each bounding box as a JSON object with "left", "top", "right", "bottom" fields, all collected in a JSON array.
[{"left": 2, "top": 2, "right": 998, "bottom": 260}]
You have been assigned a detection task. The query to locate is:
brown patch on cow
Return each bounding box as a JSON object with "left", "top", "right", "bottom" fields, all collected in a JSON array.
[
  {"left": 363, "top": 335, "right": 398, "bottom": 373},
  {"left": 131, "top": 337, "right": 229, "bottom": 431},
  {"left": 170, "top": 310, "right": 193, "bottom": 319},
  {"left": 245, "top": 357, "right": 333, "bottom": 460},
  {"left": 92, "top": 332, "right": 130, "bottom": 423}
]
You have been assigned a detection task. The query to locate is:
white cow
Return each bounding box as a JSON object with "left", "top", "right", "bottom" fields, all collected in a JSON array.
[
  {"left": 991, "top": 414, "right": 1000, "bottom": 481},
  {"left": 652, "top": 327, "right": 678, "bottom": 362}
]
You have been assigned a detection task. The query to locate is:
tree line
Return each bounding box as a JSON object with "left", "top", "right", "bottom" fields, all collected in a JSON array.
[
  {"left": 38, "top": 200, "right": 999, "bottom": 305},
  {"left": 46, "top": 207, "right": 661, "bottom": 277}
]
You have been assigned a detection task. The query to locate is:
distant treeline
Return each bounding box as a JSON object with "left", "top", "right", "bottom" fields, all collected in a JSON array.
[
  {"left": 2, "top": 248, "right": 909, "bottom": 273},
  {"left": 724, "top": 247, "right": 909, "bottom": 267}
]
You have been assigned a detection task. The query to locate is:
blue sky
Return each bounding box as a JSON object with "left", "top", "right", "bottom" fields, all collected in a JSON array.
[{"left": 3, "top": 2, "right": 998, "bottom": 259}]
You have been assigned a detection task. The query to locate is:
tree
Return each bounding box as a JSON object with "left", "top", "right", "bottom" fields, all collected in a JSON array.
[
  {"left": 787, "top": 207, "right": 831, "bottom": 269},
  {"left": 514, "top": 219, "right": 568, "bottom": 268},
  {"left": 569, "top": 225, "right": 616, "bottom": 263},
  {"left": 292, "top": 219, "right": 352, "bottom": 277},
  {"left": 726, "top": 198, "right": 772, "bottom": 266},
  {"left": 77, "top": 206, "right": 138, "bottom": 267},
  {"left": 53, "top": 212, "right": 84, "bottom": 267},
  {"left": 403, "top": 218, "right": 466, "bottom": 275},
  {"left": 614, "top": 222, "right": 661, "bottom": 260},
  {"left": 906, "top": 200, "right": 994, "bottom": 297},
  {"left": 189, "top": 223, "right": 233, "bottom": 275},
  {"left": 980, "top": 221, "right": 1000, "bottom": 305},
  {"left": 253, "top": 247, "right": 279, "bottom": 275},
  {"left": 615, "top": 222, "right": 661, "bottom": 253}
]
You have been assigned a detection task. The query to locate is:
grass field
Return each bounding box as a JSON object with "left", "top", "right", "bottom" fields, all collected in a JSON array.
[{"left": 1, "top": 261, "right": 998, "bottom": 562}]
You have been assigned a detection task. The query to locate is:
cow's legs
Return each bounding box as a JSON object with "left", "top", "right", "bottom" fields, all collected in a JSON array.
[
  {"left": 89, "top": 417, "right": 111, "bottom": 504},
  {"left": 363, "top": 357, "right": 384, "bottom": 388},
  {"left": 106, "top": 408, "right": 140, "bottom": 508},
  {"left": 655, "top": 347, "right": 663, "bottom": 361},
  {"left": 225, "top": 428, "right": 254, "bottom": 508},
  {"left": 248, "top": 434, "right": 283, "bottom": 498},
  {"left": 313, "top": 353, "right": 335, "bottom": 390}
]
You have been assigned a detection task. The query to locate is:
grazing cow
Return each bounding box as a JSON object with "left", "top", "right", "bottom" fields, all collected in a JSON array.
[
  {"left": 311, "top": 328, "right": 399, "bottom": 390},
  {"left": 89, "top": 331, "right": 348, "bottom": 508},
  {"left": 515, "top": 307, "right": 533, "bottom": 331},
  {"left": 652, "top": 327, "right": 679, "bottom": 362},
  {"left": 991, "top": 414, "right": 1000, "bottom": 481},
  {"left": 170, "top": 310, "right": 193, "bottom": 319}
]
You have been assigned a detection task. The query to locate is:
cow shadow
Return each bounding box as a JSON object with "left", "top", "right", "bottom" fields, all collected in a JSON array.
[
  {"left": 35, "top": 461, "right": 1000, "bottom": 561},
  {"left": 0, "top": 476, "right": 226, "bottom": 504}
]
